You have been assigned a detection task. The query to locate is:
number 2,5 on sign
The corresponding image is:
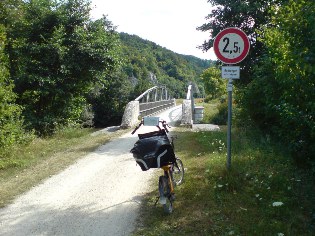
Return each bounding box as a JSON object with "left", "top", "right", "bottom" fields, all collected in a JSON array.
[{"left": 219, "top": 34, "right": 244, "bottom": 58}]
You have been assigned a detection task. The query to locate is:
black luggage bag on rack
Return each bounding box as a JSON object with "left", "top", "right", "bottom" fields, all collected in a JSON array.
[{"left": 130, "top": 130, "right": 176, "bottom": 171}]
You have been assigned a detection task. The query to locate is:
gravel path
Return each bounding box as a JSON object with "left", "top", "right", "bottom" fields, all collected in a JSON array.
[{"left": 0, "top": 106, "right": 182, "bottom": 236}]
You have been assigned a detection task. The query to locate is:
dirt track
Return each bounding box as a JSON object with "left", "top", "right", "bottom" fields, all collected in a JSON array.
[{"left": 0, "top": 106, "right": 182, "bottom": 236}]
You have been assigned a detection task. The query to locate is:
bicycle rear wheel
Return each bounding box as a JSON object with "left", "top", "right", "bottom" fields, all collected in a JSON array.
[
  {"left": 158, "top": 175, "right": 173, "bottom": 214},
  {"left": 172, "top": 157, "right": 184, "bottom": 186}
]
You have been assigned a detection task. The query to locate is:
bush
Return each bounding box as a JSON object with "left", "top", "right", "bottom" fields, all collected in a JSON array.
[
  {"left": 211, "top": 101, "right": 228, "bottom": 125},
  {"left": 204, "top": 95, "right": 212, "bottom": 103}
]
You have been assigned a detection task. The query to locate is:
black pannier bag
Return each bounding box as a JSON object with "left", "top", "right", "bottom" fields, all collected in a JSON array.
[{"left": 130, "top": 130, "right": 176, "bottom": 171}]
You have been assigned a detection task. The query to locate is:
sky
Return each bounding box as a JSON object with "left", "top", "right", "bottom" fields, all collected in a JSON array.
[{"left": 90, "top": 0, "right": 217, "bottom": 60}]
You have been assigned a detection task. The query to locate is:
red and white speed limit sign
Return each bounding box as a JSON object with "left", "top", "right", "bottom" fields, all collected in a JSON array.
[{"left": 213, "top": 27, "right": 250, "bottom": 64}]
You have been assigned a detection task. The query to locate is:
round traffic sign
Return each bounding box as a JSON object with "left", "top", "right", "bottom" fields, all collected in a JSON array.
[{"left": 213, "top": 27, "right": 250, "bottom": 64}]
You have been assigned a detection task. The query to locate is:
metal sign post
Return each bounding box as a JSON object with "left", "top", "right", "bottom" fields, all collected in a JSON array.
[
  {"left": 227, "top": 79, "right": 233, "bottom": 169},
  {"left": 213, "top": 27, "right": 250, "bottom": 170}
]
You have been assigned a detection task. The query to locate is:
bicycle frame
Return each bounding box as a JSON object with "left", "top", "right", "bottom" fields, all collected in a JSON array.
[{"left": 161, "top": 165, "right": 175, "bottom": 194}]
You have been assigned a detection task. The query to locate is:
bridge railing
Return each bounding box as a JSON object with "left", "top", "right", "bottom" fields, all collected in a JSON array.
[
  {"left": 139, "top": 100, "right": 175, "bottom": 117},
  {"left": 121, "top": 85, "right": 175, "bottom": 128},
  {"left": 135, "top": 85, "right": 175, "bottom": 117}
]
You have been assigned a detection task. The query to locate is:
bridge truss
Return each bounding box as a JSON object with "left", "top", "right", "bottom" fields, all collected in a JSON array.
[{"left": 135, "top": 85, "right": 175, "bottom": 117}]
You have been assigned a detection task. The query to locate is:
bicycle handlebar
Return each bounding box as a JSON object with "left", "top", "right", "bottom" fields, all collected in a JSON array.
[
  {"left": 131, "top": 119, "right": 171, "bottom": 135},
  {"left": 160, "top": 120, "right": 171, "bottom": 133},
  {"left": 131, "top": 121, "right": 143, "bottom": 135}
]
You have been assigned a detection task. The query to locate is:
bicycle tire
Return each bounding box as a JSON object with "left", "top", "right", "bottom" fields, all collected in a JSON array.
[
  {"left": 172, "top": 157, "right": 184, "bottom": 186},
  {"left": 158, "top": 175, "right": 173, "bottom": 214}
]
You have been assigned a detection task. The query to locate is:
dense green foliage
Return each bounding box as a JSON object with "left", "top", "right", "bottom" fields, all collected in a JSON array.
[
  {"left": 0, "top": 24, "right": 25, "bottom": 149},
  {"left": 87, "top": 72, "right": 133, "bottom": 127},
  {"left": 7, "top": 0, "right": 122, "bottom": 134},
  {"left": 200, "top": 66, "right": 225, "bottom": 100},
  {"left": 200, "top": 0, "right": 315, "bottom": 162},
  {"left": 119, "top": 33, "right": 211, "bottom": 99},
  {"left": 240, "top": 0, "right": 315, "bottom": 161}
]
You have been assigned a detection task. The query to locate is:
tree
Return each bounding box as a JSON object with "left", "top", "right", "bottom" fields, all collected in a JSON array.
[
  {"left": 88, "top": 72, "right": 133, "bottom": 127},
  {"left": 197, "top": 0, "right": 288, "bottom": 83},
  {"left": 9, "top": 0, "right": 122, "bottom": 134},
  {"left": 0, "top": 24, "right": 25, "bottom": 149},
  {"left": 201, "top": 66, "right": 225, "bottom": 100},
  {"left": 239, "top": 0, "right": 315, "bottom": 161}
]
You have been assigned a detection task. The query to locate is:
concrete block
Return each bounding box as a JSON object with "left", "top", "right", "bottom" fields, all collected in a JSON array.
[
  {"left": 181, "top": 99, "right": 193, "bottom": 127},
  {"left": 120, "top": 101, "right": 140, "bottom": 129}
]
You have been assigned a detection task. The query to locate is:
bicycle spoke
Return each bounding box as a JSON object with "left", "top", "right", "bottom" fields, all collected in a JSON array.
[{"left": 172, "top": 158, "right": 184, "bottom": 186}]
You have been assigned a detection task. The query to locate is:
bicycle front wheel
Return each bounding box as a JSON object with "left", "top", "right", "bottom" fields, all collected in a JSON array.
[
  {"left": 158, "top": 176, "right": 173, "bottom": 214},
  {"left": 172, "top": 157, "right": 184, "bottom": 186}
]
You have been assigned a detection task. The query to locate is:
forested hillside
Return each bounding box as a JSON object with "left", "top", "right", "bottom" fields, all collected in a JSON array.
[{"left": 119, "top": 33, "right": 212, "bottom": 99}]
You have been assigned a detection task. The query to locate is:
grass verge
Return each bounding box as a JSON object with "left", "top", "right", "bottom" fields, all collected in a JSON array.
[
  {"left": 0, "top": 126, "right": 128, "bottom": 208},
  {"left": 132, "top": 127, "right": 315, "bottom": 236}
]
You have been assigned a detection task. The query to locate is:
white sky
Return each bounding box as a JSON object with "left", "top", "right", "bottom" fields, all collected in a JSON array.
[{"left": 90, "top": 0, "right": 217, "bottom": 60}]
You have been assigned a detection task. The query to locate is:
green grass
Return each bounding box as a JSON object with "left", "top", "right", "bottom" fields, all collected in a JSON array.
[
  {"left": 0, "top": 126, "right": 128, "bottom": 207},
  {"left": 132, "top": 107, "right": 315, "bottom": 235},
  {"left": 202, "top": 100, "right": 219, "bottom": 122}
]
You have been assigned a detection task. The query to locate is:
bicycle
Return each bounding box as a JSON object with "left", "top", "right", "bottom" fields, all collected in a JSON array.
[{"left": 130, "top": 117, "right": 184, "bottom": 213}]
